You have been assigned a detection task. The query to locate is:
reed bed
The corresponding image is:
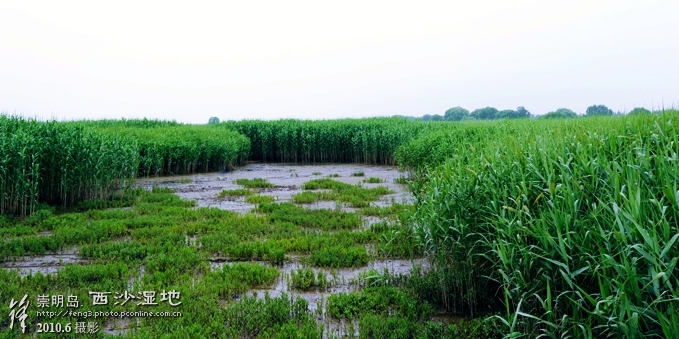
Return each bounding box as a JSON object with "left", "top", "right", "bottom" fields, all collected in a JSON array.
[
  {"left": 84, "top": 121, "right": 251, "bottom": 176},
  {"left": 0, "top": 115, "right": 138, "bottom": 216},
  {"left": 409, "top": 111, "right": 679, "bottom": 337},
  {"left": 221, "top": 117, "right": 446, "bottom": 164}
]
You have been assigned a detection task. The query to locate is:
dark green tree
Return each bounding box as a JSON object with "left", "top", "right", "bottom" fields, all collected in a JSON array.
[
  {"left": 542, "top": 108, "right": 578, "bottom": 119},
  {"left": 444, "top": 107, "right": 469, "bottom": 121},
  {"left": 431, "top": 114, "right": 444, "bottom": 121},
  {"left": 586, "top": 105, "right": 613, "bottom": 116},
  {"left": 628, "top": 107, "right": 651, "bottom": 115},
  {"left": 496, "top": 107, "right": 530, "bottom": 119},
  {"left": 208, "top": 117, "right": 220, "bottom": 124},
  {"left": 496, "top": 109, "right": 517, "bottom": 119},
  {"left": 515, "top": 106, "right": 531, "bottom": 118},
  {"left": 470, "top": 107, "right": 498, "bottom": 120}
]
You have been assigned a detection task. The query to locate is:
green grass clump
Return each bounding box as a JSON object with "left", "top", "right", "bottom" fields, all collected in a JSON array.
[
  {"left": 374, "top": 224, "right": 421, "bottom": 258},
  {"left": 363, "top": 177, "right": 384, "bottom": 183},
  {"left": 326, "top": 286, "right": 431, "bottom": 320},
  {"left": 200, "top": 262, "right": 279, "bottom": 299},
  {"left": 351, "top": 171, "right": 365, "bottom": 177},
  {"left": 359, "top": 314, "right": 501, "bottom": 339},
  {"left": 302, "top": 178, "right": 349, "bottom": 190},
  {"left": 179, "top": 178, "right": 192, "bottom": 183},
  {"left": 362, "top": 203, "right": 413, "bottom": 220},
  {"left": 327, "top": 173, "right": 340, "bottom": 178},
  {"left": 324, "top": 281, "right": 502, "bottom": 338},
  {"left": 245, "top": 194, "right": 275, "bottom": 204},
  {"left": 56, "top": 262, "right": 130, "bottom": 289},
  {"left": 312, "top": 171, "right": 321, "bottom": 175},
  {"left": 309, "top": 245, "right": 369, "bottom": 268},
  {"left": 220, "top": 263, "right": 278, "bottom": 288},
  {"left": 235, "top": 177, "right": 274, "bottom": 188},
  {"left": 292, "top": 191, "right": 319, "bottom": 204},
  {"left": 300, "top": 179, "right": 392, "bottom": 208},
  {"left": 394, "top": 176, "right": 408, "bottom": 184},
  {"left": 222, "top": 293, "right": 321, "bottom": 338},
  {"left": 256, "top": 203, "right": 361, "bottom": 230},
  {"left": 217, "top": 189, "right": 253, "bottom": 197},
  {"left": 289, "top": 268, "right": 329, "bottom": 290},
  {"left": 80, "top": 242, "right": 147, "bottom": 262}
]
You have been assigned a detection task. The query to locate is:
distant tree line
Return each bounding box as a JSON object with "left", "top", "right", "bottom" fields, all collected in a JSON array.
[
  {"left": 414, "top": 104, "right": 657, "bottom": 121},
  {"left": 543, "top": 105, "right": 655, "bottom": 118},
  {"left": 207, "top": 105, "right": 657, "bottom": 124},
  {"left": 421, "top": 106, "right": 531, "bottom": 121}
]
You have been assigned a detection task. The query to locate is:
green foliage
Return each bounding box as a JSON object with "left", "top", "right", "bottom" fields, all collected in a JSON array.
[
  {"left": 292, "top": 191, "right": 319, "bottom": 204},
  {"left": 363, "top": 177, "right": 384, "bottom": 183},
  {"left": 235, "top": 177, "right": 275, "bottom": 188},
  {"left": 394, "top": 121, "right": 511, "bottom": 168},
  {"left": 629, "top": 107, "right": 651, "bottom": 115},
  {"left": 542, "top": 108, "right": 578, "bottom": 118},
  {"left": 289, "top": 268, "right": 329, "bottom": 290},
  {"left": 496, "top": 106, "right": 530, "bottom": 119},
  {"left": 444, "top": 107, "right": 470, "bottom": 121},
  {"left": 302, "top": 178, "right": 347, "bottom": 190},
  {"left": 375, "top": 223, "right": 421, "bottom": 258},
  {"left": 362, "top": 203, "right": 413, "bottom": 219},
  {"left": 223, "top": 293, "right": 321, "bottom": 338},
  {"left": 80, "top": 242, "right": 147, "bottom": 261},
  {"left": 213, "top": 262, "right": 279, "bottom": 294},
  {"left": 83, "top": 119, "right": 250, "bottom": 176},
  {"left": 409, "top": 111, "right": 679, "bottom": 337},
  {"left": 470, "top": 107, "right": 498, "bottom": 120},
  {"left": 0, "top": 115, "right": 138, "bottom": 216},
  {"left": 245, "top": 194, "right": 276, "bottom": 204},
  {"left": 358, "top": 314, "right": 502, "bottom": 339},
  {"left": 326, "top": 287, "right": 431, "bottom": 320},
  {"left": 586, "top": 104, "right": 613, "bottom": 115},
  {"left": 0, "top": 184, "right": 410, "bottom": 338},
  {"left": 394, "top": 176, "right": 408, "bottom": 184},
  {"left": 0, "top": 235, "right": 64, "bottom": 259},
  {"left": 256, "top": 203, "right": 362, "bottom": 230},
  {"left": 57, "top": 262, "right": 129, "bottom": 289},
  {"left": 351, "top": 171, "right": 365, "bottom": 177},
  {"left": 10, "top": 111, "right": 675, "bottom": 337},
  {"left": 309, "top": 245, "right": 369, "bottom": 268},
  {"left": 515, "top": 106, "right": 531, "bottom": 118},
  {"left": 221, "top": 117, "right": 429, "bottom": 165},
  {"left": 300, "top": 179, "right": 392, "bottom": 208},
  {"left": 422, "top": 114, "right": 444, "bottom": 121},
  {"left": 21, "top": 208, "right": 53, "bottom": 226}
]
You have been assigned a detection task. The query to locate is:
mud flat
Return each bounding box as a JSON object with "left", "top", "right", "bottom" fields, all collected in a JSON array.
[
  {"left": 0, "top": 247, "right": 87, "bottom": 277},
  {"left": 135, "top": 163, "right": 411, "bottom": 213}
]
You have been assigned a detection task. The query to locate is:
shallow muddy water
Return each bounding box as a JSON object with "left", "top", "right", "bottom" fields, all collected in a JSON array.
[
  {"left": 135, "top": 163, "right": 411, "bottom": 213},
  {"left": 0, "top": 247, "right": 87, "bottom": 277},
  {"left": 212, "top": 257, "right": 429, "bottom": 312}
]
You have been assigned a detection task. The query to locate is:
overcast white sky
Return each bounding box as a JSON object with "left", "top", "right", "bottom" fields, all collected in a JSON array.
[{"left": 1, "top": 1, "right": 677, "bottom": 123}]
